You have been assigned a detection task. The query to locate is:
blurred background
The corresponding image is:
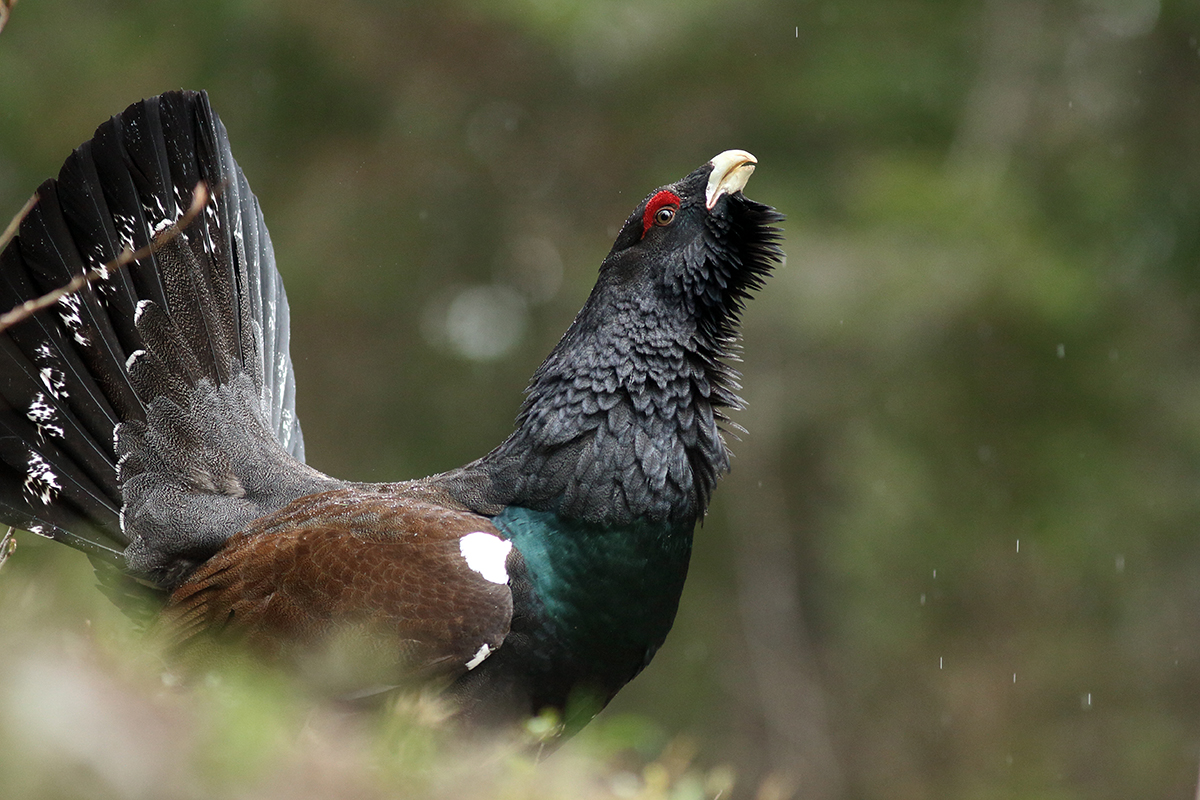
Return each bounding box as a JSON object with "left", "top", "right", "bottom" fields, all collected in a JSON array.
[{"left": 1, "top": 0, "right": 1200, "bottom": 797}]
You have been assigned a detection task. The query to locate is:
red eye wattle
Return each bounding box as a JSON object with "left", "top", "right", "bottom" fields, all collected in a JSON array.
[{"left": 641, "top": 190, "right": 681, "bottom": 236}]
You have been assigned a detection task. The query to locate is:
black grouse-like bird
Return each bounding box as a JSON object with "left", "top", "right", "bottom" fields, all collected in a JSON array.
[{"left": 0, "top": 91, "right": 783, "bottom": 730}]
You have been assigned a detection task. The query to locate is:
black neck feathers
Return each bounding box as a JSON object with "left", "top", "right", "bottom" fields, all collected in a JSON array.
[{"left": 444, "top": 172, "right": 784, "bottom": 528}]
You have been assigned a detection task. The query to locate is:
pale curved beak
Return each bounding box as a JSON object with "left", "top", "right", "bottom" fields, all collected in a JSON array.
[{"left": 705, "top": 149, "right": 757, "bottom": 210}]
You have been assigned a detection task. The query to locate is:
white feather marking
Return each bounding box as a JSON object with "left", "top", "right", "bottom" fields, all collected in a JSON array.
[
  {"left": 201, "top": 222, "right": 217, "bottom": 256},
  {"left": 26, "top": 393, "right": 55, "bottom": 423},
  {"left": 133, "top": 300, "right": 154, "bottom": 326},
  {"left": 24, "top": 452, "right": 61, "bottom": 505},
  {"left": 112, "top": 211, "right": 137, "bottom": 256},
  {"left": 56, "top": 293, "right": 82, "bottom": 325},
  {"left": 26, "top": 393, "right": 64, "bottom": 442},
  {"left": 125, "top": 350, "right": 147, "bottom": 372},
  {"left": 56, "top": 293, "right": 89, "bottom": 344},
  {"left": 87, "top": 244, "right": 112, "bottom": 278},
  {"left": 465, "top": 643, "right": 493, "bottom": 671},
  {"left": 38, "top": 367, "right": 67, "bottom": 400},
  {"left": 458, "top": 532, "right": 512, "bottom": 585}
]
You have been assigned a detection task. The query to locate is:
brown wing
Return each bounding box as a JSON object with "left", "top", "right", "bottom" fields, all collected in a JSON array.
[{"left": 159, "top": 485, "right": 513, "bottom": 692}]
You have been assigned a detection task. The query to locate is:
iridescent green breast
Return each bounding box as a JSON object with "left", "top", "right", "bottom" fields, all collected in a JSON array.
[{"left": 493, "top": 506, "right": 693, "bottom": 687}]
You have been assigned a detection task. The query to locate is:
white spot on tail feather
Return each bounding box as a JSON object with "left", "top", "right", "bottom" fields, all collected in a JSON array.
[
  {"left": 204, "top": 202, "right": 220, "bottom": 238},
  {"left": 459, "top": 532, "right": 512, "bottom": 585},
  {"left": 201, "top": 224, "right": 217, "bottom": 257},
  {"left": 56, "top": 294, "right": 88, "bottom": 345},
  {"left": 151, "top": 217, "right": 176, "bottom": 237},
  {"left": 26, "top": 393, "right": 64, "bottom": 442},
  {"left": 465, "top": 643, "right": 493, "bottom": 671},
  {"left": 24, "top": 451, "right": 61, "bottom": 506},
  {"left": 146, "top": 192, "right": 184, "bottom": 239},
  {"left": 38, "top": 367, "right": 67, "bottom": 401},
  {"left": 26, "top": 394, "right": 55, "bottom": 423},
  {"left": 57, "top": 293, "right": 81, "bottom": 320},
  {"left": 87, "top": 244, "right": 113, "bottom": 279},
  {"left": 111, "top": 211, "right": 138, "bottom": 258},
  {"left": 133, "top": 300, "right": 153, "bottom": 325}
]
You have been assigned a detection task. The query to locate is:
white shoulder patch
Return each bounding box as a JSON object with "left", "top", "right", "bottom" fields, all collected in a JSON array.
[
  {"left": 458, "top": 531, "right": 512, "bottom": 585},
  {"left": 465, "top": 643, "right": 493, "bottom": 671}
]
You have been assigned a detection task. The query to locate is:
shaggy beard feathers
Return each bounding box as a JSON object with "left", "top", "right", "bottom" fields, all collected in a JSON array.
[{"left": 694, "top": 195, "right": 786, "bottom": 420}]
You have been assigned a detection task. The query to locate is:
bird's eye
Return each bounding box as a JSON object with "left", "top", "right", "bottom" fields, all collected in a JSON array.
[{"left": 641, "top": 189, "right": 683, "bottom": 237}]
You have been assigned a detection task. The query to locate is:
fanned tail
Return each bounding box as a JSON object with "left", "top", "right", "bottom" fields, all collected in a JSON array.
[{"left": 0, "top": 91, "right": 332, "bottom": 587}]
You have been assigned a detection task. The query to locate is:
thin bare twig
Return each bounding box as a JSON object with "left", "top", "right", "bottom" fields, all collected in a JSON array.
[
  {"left": 0, "top": 527, "right": 15, "bottom": 573},
  {"left": 0, "top": 194, "right": 36, "bottom": 253},
  {"left": 0, "top": 0, "right": 16, "bottom": 35},
  {"left": 0, "top": 181, "right": 209, "bottom": 334}
]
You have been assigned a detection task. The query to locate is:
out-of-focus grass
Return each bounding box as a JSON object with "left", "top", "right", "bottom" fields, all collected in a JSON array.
[{"left": 0, "top": 531, "right": 754, "bottom": 800}]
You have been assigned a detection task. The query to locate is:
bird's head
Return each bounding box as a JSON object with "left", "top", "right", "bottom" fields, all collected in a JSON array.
[{"left": 593, "top": 150, "right": 785, "bottom": 344}]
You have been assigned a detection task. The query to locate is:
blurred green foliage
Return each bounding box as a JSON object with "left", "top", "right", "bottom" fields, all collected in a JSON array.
[{"left": 2, "top": 0, "right": 1200, "bottom": 797}]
